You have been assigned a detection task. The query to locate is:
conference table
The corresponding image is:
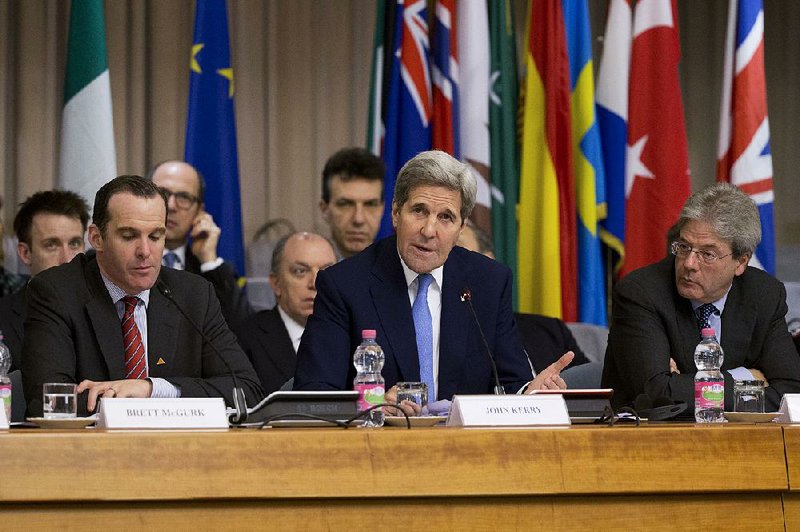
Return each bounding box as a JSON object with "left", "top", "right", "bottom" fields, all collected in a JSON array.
[{"left": 0, "top": 422, "right": 796, "bottom": 530}]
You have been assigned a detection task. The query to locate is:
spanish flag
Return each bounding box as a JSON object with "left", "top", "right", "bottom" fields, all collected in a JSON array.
[{"left": 518, "top": 0, "right": 577, "bottom": 321}]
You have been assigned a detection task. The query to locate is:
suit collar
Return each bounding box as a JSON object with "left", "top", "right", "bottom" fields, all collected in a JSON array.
[
  {"left": 258, "top": 307, "right": 297, "bottom": 377},
  {"left": 84, "top": 258, "right": 127, "bottom": 378},
  {"left": 370, "top": 237, "right": 419, "bottom": 381}
]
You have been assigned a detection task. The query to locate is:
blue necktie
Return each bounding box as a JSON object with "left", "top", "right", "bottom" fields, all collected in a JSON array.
[
  {"left": 696, "top": 303, "right": 718, "bottom": 332},
  {"left": 163, "top": 251, "right": 178, "bottom": 269},
  {"left": 413, "top": 274, "right": 435, "bottom": 403}
]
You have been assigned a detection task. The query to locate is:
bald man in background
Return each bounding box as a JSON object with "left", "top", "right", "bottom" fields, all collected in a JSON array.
[{"left": 234, "top": 232, "right": 336, "bottom": 394}]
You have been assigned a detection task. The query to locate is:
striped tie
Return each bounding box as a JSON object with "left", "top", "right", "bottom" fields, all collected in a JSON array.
[{"left": 122, "top": 296, "right": 147, "bottom": 379}]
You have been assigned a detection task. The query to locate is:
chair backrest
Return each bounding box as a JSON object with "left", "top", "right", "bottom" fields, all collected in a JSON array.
[
  {"left": 246, "top": 277, "right": 275, "bottom": 311},
  {"left": 785, "top": 281, "right": 800, "bottom": 321},
  {"left": 565, "top": 322, "right": 609, "bottom": 364},
  {"left": 246, "top": 218, "right": 296, "bottom": 278}
]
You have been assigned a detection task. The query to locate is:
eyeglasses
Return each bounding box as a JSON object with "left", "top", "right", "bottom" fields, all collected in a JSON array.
[
  {"left": 670, "top": 241, "right": 733, "bottom": 265},
  {"left": 158, "top": 187, "right": 199, "bottom": 210}
]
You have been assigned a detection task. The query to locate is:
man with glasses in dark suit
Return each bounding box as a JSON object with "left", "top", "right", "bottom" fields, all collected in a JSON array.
[
  {"left": 603, "top": 182, "right": 800, "bottom": 412},
  {"left": 148, "top": 161, "right": 251, "bottom": 328}
]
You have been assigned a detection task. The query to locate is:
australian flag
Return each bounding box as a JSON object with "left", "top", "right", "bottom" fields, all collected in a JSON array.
[{"left": 371, "top": 0, "right": 433, "bottom": 238}]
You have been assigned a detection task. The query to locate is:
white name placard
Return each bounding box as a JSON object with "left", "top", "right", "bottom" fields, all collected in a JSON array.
[
  {"left": 778, "top": 394, "right": 800, "bottom": 423},
  {"left": 97, "top": 398, "right": 229, "bottom": 429},
  {"left": 447, "top": 394, "right": 570, "bottom": 427}
]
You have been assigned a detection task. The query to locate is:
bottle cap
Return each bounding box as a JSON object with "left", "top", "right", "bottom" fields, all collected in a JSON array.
[
  {"left": 361, "top": 329, "right": 377, "bottom": 339},
  {"left": 701, "top": 327, "right": 716, "bottom": 337}
]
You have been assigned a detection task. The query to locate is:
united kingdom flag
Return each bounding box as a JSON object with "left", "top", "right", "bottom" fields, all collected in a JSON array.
[
  {"left": 717, "top": 0, "right": 775, "bottom": 274},
  {"left": 378, "top": 0, "right": 433, "bottom": 238},
  {"left": 431, "top": 0, "right": 459, "bottom": 157}
]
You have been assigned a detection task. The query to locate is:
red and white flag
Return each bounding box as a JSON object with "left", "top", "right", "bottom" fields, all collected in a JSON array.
[{"left": 622, "top": 0, "right": 690, "bottom": 276}]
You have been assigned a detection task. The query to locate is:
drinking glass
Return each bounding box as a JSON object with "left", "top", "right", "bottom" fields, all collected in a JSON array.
[
  {"left": 42, "top": 383, "right": 78, "bottom": 419},
  {"left": 733, "top": 380, "right": 765, "bottom": 413},
  {"left": 396, "top": 382, "right": 428, "bottom": 415}
]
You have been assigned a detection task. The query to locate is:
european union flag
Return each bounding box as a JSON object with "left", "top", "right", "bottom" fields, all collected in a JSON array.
[{"left": 185, "top": 0, "right": 244, "bottom": 274}]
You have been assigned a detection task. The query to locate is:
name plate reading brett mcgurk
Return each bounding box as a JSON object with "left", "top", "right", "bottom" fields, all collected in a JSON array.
[
  {"left": 97, "top": 398, "right": 228, "bottom": 429},
  {"left": 777, "top": 394, "right": 800, "bottom": 423},
  {"left": 446, "top": 394, "right": 570, "bottom": 427}
]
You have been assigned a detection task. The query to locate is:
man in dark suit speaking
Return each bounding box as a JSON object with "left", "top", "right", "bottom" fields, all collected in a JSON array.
[
  {"left": 22, "top": 175, "right": 263, "bottom": 417},
  {"left": 603, "top": 183, "right": 800, "bottom": 411},
  {"left": 294, "top": 150, "right": 572, "bottom": 403}
]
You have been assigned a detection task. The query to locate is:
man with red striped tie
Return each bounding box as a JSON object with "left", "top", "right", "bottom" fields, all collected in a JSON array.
[{"left": 22, "top": 175, "right": 262, "bottom": 417}]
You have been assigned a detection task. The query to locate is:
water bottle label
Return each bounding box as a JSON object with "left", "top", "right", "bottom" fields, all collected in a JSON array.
[
  {"left": 354, "top": 383, "right": 385, "bottom": 412},
  {"left": 695, "top": 381, "right": 724, "bottom": 409},
  {"left": 0, "top": 383, "right": 10, "bottom": 421}
]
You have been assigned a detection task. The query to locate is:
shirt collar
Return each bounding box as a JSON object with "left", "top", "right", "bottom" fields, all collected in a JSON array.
[
  {"left": 398, "top": 251, "right": 444, "bottom": 290},
  {"left": 277, "top": 305, "right": 305, "bottom": 348},
  {"left": 690, "top": 289, "right": 729, "bottom": 315},
  {"left": 100, "top": 271, "right": 151, "bottom": 307},
  {"left": 163, "top": 245, "right": 186, "bottom": 268}
]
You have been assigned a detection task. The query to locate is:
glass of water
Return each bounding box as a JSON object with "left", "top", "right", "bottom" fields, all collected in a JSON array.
[
  {"left": 396, "top": 382, "right": 428, "bottom": 415},
  {"left": 42, "top": 383, "right": 78, "bottom": 419},
  {"left": 733, "top": 380, "right": 765, "bottom": 413}
]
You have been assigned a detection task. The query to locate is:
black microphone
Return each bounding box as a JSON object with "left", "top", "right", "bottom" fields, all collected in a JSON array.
[
  {"left": 157, "top": 280, "right": 248, "bottom": 424},
  {"left": 460, "top": 286, "right": 504, "bottom": 395}
]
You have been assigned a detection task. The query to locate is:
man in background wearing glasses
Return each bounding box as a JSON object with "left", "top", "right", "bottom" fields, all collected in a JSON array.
[
  {"left": 148, "top": 161, "right": 251, "bottom": 328},
  {"left": 603, "top": 182, "right": 800, "bottom": 412}
]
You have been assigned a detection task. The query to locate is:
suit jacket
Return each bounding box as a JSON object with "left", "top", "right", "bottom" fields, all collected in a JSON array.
[
  {"left": 22, "top": 254, "right": 263, "bottom": 417},
  {"left": 514, "top": 313, "right": 588, "bottom": 373},
  {"left": 602, "top": 257, "right": 800, "bottom": 411},
  {"left": 0, "top": 286, "right": 25, "bottom": 371},
  {"left": 294, "top": 236, "right": 533, "bottom": 398},
  {"left": 233, "top": 307, "right": 296, "bottom": 395},
  {"left": 184, "top": 247, "right": 253, "bottom": 330}
]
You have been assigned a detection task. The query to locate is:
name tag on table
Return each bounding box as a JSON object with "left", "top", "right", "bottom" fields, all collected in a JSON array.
[
  {"left": 446, "top": 394, "right": 570, "bottom": 427},
  {"left": 778, "top": 394, "right": 800, "bottom": 423},
  {"left": 97, "top": 398, "right": 229, "bottom": 429}
]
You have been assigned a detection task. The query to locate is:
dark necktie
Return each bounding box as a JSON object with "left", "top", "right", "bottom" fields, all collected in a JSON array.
[
  {"left": 122, "top": 296, "right": 147, "bottom": 379},
  {"left": 163, "top": 251, "right": 178, "bottom": 269},
  {"left": 696, "top": 303, "right": 718, "bottom": 332},
  {"left": 412, "top": 274, "right": 435, "bottom": 403}
]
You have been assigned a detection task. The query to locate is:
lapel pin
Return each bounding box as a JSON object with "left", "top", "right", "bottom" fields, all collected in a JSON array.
[{"left": 156, "top": 357, "right": 166, "bottom": 365}]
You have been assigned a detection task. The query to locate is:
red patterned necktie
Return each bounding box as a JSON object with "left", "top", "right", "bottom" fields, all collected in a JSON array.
[{"left": 121, "top": 296, "right": 147, "bottom": 379}]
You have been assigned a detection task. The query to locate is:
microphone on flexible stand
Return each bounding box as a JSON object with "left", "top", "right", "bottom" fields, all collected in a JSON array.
[
  {"left": 157, "top": 280, "right": 248, "bottom": 424},
  {"left": 460, "top": 286, "right": 505, "bottom": 395}
]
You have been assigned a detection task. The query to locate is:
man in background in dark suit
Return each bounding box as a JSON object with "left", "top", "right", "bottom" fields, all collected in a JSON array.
[
  {"left": 295, "top": 150, "right": 573, "bottom": 407},
  {"left": 603, "top": 182, "right": 800, "bottom": 411},
  {"left": 235, "top": 231, "right": 336, "bottom": 394},
  {"left": 22, "top": 175, "right": 262, "bottom": 417},
  {"left": 318, "top": 147, "right": 385, "bottom": 260},
  {"left": 0, "top": 190, "right": 89, "bottom": 371},
  {"left": 148, "top": 161, "right": 251, "bottom": 328}
]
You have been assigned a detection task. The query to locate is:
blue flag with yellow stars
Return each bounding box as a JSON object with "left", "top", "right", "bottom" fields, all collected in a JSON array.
[{"left": 185, "top": 0, "right": 244, "bottom": 274}]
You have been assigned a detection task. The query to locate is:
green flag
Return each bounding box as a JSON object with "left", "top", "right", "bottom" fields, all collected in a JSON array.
[
  {"left": 59, "top": 0, "right": 116, "bottom": 211},
  {"left": 489, "top": 0, "right": 520, "bottom": 308}
]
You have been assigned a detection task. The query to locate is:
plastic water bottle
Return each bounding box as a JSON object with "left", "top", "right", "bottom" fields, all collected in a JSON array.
[
  {"left": 694, "top": 327, "right": 725, "bottom": 423},
  {"left": 353, "top": 329, "right": 385, "bottom": 427},
  {"left": 0, "top": 333, "right": 11, "bottom": 422}
]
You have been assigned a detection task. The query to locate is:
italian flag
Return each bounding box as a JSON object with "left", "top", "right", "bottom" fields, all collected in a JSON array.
[{"left": 59, "top": 0, "right": 116, "bottom": 212}]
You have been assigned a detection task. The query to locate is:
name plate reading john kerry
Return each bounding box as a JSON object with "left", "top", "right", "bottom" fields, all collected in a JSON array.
[
  {"left": 97, "top": 398, "right": 228, "bottom": 429},
  {"left": 447, "top": 394, "right": 570, "bottom": 427}
]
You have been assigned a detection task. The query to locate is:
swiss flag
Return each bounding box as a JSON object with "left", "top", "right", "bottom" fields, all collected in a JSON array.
[{"left": 622, "top": 0, "right": 690, "bottom": 276}]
